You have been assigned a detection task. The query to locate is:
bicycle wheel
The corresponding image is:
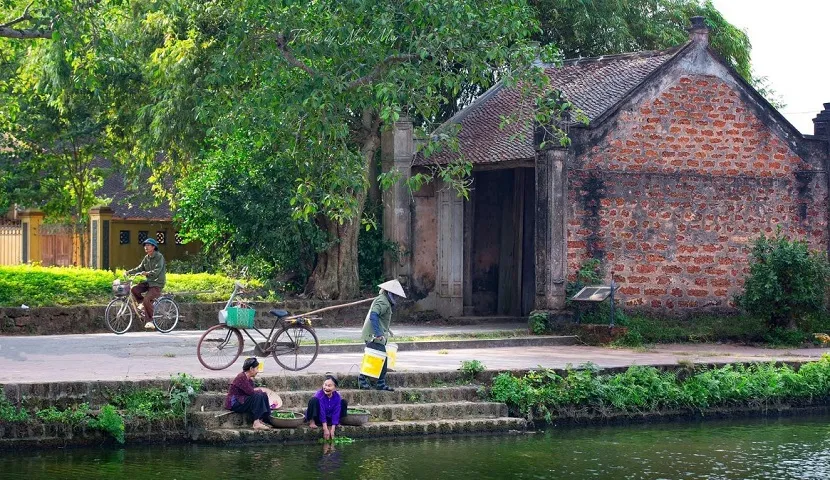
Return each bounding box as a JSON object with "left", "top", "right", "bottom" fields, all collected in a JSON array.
[
  {"left": 197, "top": 324, "right": 243, "bottom": 370},
  {"left": 271, "top": 323, "right": 319, "bottom": 371},
  {"left": 105, "top": 298, "right": 133, "bottom": 334},
  {"left": 152, "top": 297, "right": 179, "bottom": 333}
]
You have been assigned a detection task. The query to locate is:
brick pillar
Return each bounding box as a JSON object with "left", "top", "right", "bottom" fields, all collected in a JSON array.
[
  {"left": 535, "top": 147, "right": 570, "bottom": 310},
  {"left": 381, "top": 119, "right": 414, "bottom": 284},
  {"left": 813, "top": 103, "right": 830, "bottom": 138},
  {"left": 18, "top": 209, "right": 44, "bottom": 264},
  {"left": 89, "top": 206, "right": 114, "bottom": 269}
]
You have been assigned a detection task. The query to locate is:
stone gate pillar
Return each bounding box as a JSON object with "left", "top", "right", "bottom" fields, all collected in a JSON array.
[
  {"left": 19, "top": 209, "right": 44, "bottom": 264},
  {"left": 89, "top": 206, "right": 113, "bottom": 269},
  {"left": 381, "top": 119, "right": 414, "bottom": 284},
  {"left": 535, "top": 147, "right": 571, "bottom": 310}
]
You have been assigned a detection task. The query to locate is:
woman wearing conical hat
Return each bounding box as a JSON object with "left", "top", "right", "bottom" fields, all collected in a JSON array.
[{"left": 358, "top": 279, "right": 406, "bottom": 391}]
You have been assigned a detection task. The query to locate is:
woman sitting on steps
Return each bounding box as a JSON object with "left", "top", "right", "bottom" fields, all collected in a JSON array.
[
  {"left": 225, "top": 357, "right": 282, "bottom": 430},
  {"left": 304, "top": 374, "right": 347, "bottom": 441}
]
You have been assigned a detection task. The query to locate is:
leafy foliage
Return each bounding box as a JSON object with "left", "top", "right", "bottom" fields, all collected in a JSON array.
[
  {"left": 459, "top": 360, "right": 486, "bottom": 380},
  {"left": 531, "top": 0, "right": 751, "bottom": 81},
  {"left": 0, "top": 393, "right": 29, "bottom": 421},
  {"left": 168, "top": 373, "right": 203, "bottom": 423},
  {"left": 110, "top": 374, "right": 202, "bottom": 424},
  {"left": 0, "top": 0, "right": 125, "bottom": 263},
  {"left": 529, "top": 311, "right": 549, "bottom": 335},
  {"left": 738, "top": 232, "right": 830, "bottom": 329},
  {"left": 490, "top": 356, "right": 830, "bottom": 421},
  {"left": 88, "top": 404, "right": 125, "bottom": 444},
  {"left": 35, "top": 403, "right": 91, "bottom": 426}
]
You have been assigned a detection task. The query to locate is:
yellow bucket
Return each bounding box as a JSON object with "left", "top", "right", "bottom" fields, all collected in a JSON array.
[
  {"left": 359, "top": 348, "right": 387, "bottom": 378},
  {"left": 386, "top": 342, "right": 398, "bottom": 370}
]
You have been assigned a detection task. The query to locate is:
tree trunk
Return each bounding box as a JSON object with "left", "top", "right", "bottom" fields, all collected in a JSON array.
[
  {"left": 305, "top": 216, "right": 362, "bottom": 300},
  {"left": 306, "top": 110, "right": 381, "bottom": 299}
]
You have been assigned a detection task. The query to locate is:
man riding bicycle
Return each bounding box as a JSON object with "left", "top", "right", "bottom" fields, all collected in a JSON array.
[{"left": 126, "top": 238, "right": 166, "bottom": 329}]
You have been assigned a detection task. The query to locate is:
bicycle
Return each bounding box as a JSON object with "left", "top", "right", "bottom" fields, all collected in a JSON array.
[
  {"left": 105, "top": 275, "right": 180, "bottom": 334},
  {"left": 196, "top": 281, "right": 320, "bottom": 371}
]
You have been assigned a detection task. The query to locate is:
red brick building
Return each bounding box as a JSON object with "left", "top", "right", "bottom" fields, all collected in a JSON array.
[{"left": 381, "top": 18, "right": 830, "bottom": 318}]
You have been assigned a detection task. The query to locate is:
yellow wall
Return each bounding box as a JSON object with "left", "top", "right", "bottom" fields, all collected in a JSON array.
[{"left": 109, "top": 220, "right": 202, "bottom": 270}]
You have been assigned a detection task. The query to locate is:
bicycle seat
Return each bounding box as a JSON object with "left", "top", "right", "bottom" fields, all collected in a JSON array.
[{"left": 269, "top": 309, "right": 289, "bottom": 318}]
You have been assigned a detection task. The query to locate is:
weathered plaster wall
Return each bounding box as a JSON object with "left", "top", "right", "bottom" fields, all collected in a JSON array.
[
  {"left": 411, "top": 183, "right": 438, "bottom": 299},
  {"left": 568, "top": 74, "right": 828, "bottom": 314}
]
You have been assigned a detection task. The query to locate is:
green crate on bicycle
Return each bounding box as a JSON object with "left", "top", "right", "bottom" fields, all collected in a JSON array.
[{"left": 225, "top": 307, "right": 256, "bottom": 328}]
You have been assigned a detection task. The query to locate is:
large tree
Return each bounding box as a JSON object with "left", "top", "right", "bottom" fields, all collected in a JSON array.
[
  {"left": 0, "top": 0, "right": 132, "bottom": 264},
  {"left": 124, "top": 0, "right": 548, "bottom": 299}
]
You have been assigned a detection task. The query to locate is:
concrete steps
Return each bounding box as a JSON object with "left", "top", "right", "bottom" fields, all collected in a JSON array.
[
  {"left": 193, "top": 400, "right": 507, "bottom": 430},
  {"left": 190, "top": 376, "right": 527, "bottom": 444},
  {"left": 195, "top": 417, "right": 529, "bottom": 444},
  {"left": 192, "top": 386, "right": 483, "bottom": 411}
]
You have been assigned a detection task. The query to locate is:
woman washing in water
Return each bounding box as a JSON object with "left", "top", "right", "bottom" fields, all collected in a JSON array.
[
  {"left": 305, "top": 374, "right": 348, "bottom": 440},
  {"left": 225, "top": 357, "right": 282, "bottom": 430}
]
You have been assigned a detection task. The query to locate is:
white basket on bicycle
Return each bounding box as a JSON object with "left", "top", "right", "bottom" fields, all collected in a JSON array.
[
  {"left": 112, "top": 279, "right": 131, "bottom": 297},
  {"left": 220, "top": 306, "right": 256, "bottom": 328}
]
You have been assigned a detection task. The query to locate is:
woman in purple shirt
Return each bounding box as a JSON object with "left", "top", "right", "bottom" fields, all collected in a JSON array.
[{"left": 305, "top": 374, "right": 348, "bottom": 440}]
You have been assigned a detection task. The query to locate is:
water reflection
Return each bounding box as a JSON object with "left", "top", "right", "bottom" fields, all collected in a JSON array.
[{"left": 1, "top": 415, "right": 830, "bottom": 479}]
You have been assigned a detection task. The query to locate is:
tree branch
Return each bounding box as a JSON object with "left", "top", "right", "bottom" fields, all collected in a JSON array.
[
  {"left": 346, "top": 54, "right": 417, "bottom": 90},
  {"left": 0, "top": 2, "right": 51, "bottom": 39},
  {"left": 276, "top": 32, "right": 317, "bottom": 78},
  {"left": 0, "top": 1, "right": 33, "bottom": 28}
]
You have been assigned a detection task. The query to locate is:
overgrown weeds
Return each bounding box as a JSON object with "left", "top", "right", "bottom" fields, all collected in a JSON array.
[{"left": 489, "top": 356, "right": 830, "bottom": 422}]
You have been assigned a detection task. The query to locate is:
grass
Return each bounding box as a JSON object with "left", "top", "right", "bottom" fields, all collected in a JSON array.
[
  {"left": 0, "top": 265, "right": 263, "bottom": 307},
  {"left": 609, "top": 311, "right": 830, "bottom": 348}
]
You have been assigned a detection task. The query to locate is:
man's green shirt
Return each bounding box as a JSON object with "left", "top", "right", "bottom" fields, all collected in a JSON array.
[{"left": 128, "top": 252, "right": 166, "bottom": 289}]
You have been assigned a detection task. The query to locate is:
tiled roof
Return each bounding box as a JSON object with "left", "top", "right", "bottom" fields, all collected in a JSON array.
[
  {"left": 98, "top": 172, "right": 173, "bottom": 221},
  {"left": 416, "top": 44, "right": 686, "bottom": 166}
]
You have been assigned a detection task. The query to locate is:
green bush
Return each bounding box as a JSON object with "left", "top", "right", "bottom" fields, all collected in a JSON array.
[
  {"left": 89, "top": 404, "right": 125, "bottom": 444},
  {"left": 0, "top": 265, "right": 255, "bottom": 306},
  {"left": 0, "top": 393, "right": 29, "bottom": 422},
  {"left": 489, "top": 355, "right": 830, "bottom": 421},
  {"left": 528, "top": 311, "right": 549, "bottom": 335},
  {"left": 738, "top": 232, "right": 830, "bottom": 329},
  {"left": 459, "top": 360, "right": 486, "bottom": 380},
  {"left": 35, "top": 403, "right": 91, "bottom": 426}
]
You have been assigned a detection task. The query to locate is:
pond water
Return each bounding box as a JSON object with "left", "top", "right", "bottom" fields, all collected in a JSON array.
[{"left": 2, "top": 415, "right": 829, "bottom": 479}]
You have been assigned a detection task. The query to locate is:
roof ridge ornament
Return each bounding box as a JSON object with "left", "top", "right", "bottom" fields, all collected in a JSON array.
[{"left": 687, "top": 16, "right": 710, "bottom": 46}]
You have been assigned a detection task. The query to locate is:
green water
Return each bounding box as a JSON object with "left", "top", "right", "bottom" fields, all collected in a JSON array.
[{"left": 2, "top": 415, "right": 830, "bottom": 479}]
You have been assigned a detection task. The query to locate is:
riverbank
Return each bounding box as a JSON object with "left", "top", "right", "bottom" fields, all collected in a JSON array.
[{"left": 3, "top": 363, "right": 830, "bottom": 450}]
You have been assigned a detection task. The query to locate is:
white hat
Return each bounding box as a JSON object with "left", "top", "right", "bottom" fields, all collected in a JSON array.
[{"left": 378, "top": 279, "right": 406, "bottom": 298}]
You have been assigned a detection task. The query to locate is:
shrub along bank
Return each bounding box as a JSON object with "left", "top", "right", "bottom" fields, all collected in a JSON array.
[
  {"left": 0, "top": 265, "right": 262, "bottom": 307},
  {"left": 0, "top": 374, "right": 202, "bottom": 445},
  {"left": 489, "top": 356, "right": 830, "bottom": 423}
]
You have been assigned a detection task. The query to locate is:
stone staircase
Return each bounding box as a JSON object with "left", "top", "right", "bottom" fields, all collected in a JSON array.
[{"left": 191, "top": 372, "right": 528, "bottom": 444}]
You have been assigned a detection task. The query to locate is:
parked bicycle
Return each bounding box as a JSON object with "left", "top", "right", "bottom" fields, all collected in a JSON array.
[
  {"left": 105, "top": 275, "right": 180, "bottom": 334},
  {"left": 196, "top": 281, "right": 320, "bottom": 371}
]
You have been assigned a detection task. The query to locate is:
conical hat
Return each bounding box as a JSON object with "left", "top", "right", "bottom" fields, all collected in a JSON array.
[{"left": 378, "top": 279, "right": 406, "bottom": 298}]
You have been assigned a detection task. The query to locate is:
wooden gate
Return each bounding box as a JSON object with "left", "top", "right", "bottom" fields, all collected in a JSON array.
[
  {"left": 0, "top": 222, "right": 22, "bottom": 265},
  {"left": 40, "top": 224, "right": 75, "bottom": 267}
]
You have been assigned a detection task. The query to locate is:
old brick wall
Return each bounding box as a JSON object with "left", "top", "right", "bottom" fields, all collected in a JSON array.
[{"left": 568, "top": 75, "right": 828, "bottom": 314}]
